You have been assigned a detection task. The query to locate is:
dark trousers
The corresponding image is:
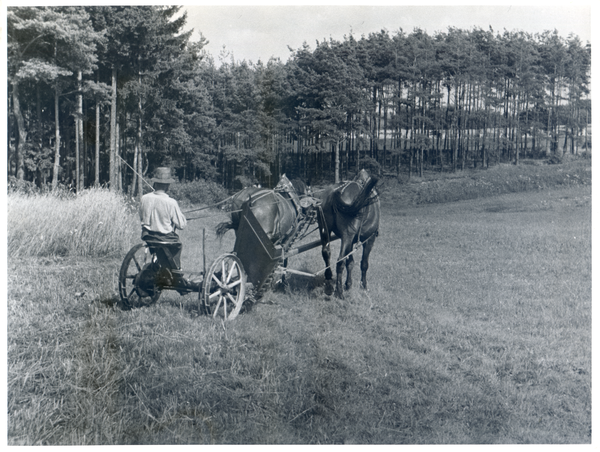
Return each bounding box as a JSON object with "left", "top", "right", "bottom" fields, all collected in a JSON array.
[{"left": 141, "top": 229, "right": 183, "bottom": 270}]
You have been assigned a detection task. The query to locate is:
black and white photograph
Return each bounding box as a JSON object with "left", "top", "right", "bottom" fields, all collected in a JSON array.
[{"left": 4, "top": 1, "right": 593, "bottom": 445}]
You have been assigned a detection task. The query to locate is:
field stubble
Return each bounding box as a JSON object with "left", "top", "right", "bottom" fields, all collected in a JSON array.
[{"left": 7, "top": 169, "right": 591, "bottom": 444}]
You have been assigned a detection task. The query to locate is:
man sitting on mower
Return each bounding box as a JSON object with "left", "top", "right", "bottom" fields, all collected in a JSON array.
[{"left": 138, "top": 167, "right": 194, "bottom": 293}]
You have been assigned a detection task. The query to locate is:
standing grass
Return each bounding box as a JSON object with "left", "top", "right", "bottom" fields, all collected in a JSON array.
[
  {"left": 7, "top": 188, "right": 139, "bottom": 258},
  {"left": 7, "top": 163, "right": 591, "bottom": 444}
]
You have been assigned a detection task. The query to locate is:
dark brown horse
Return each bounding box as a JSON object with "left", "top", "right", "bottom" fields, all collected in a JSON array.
[
  {"left": 315, "top": 169, "right": 380, "bottom": 299},
  {"left": 216, "top": 175, "right": 305, "bottom": 246}
]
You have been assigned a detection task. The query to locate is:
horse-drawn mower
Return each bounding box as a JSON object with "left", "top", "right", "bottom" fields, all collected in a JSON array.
[{"left": 119, "top": 172, "right": 379, "bottom": 320}]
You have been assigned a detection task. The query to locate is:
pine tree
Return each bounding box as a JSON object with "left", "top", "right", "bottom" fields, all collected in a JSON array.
[{"left": 8, "top": 6, "right": 103, "bottom": 188}]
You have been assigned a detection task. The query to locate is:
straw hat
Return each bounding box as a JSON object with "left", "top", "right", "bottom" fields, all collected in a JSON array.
[{"left": 151, "top": 167, "right": 176, "bottom": 184}]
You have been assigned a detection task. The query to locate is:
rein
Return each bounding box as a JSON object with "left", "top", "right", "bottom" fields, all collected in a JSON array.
[
  {"left": 182, "top": 194, "right": 235, "bottom": 215},
  {"left": 312, "top": 230, "right": 378, "bottom": 276},
  {"left": 187, "top": 190, "right": 314, "bottom": 221}
]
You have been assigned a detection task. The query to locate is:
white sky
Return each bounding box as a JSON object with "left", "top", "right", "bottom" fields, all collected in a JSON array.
[
  {"left": 181, "top": 2, "right": 592, "bottom": 65},
  {"left": 2, "top": 1, "right": 592, "bottom": 64}
]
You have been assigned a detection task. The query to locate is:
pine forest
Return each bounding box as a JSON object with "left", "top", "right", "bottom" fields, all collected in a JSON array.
[{"left": 7, "top": 6, "right": 591, "bottom": 195}]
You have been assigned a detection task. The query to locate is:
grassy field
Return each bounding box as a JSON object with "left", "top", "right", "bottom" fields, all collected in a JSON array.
[{"left": 7, "top": 160, "right": 591, "bottom": 444}]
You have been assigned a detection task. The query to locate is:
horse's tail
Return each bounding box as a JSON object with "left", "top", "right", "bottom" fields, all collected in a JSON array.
[
  {"left": 334, "top": 176, "right": 379, "bottom": 215},
  {"left": 216, "top": 220, "right": 233, "bottom": 239}
]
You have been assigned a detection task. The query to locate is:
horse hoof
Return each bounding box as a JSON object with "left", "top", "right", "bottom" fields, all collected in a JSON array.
[
  {"left": 324, "top": 283, "right": 334, "bottom": 296},
  {"left": 335, "top": 290, "right": 345, "bottom": 300},
  {"left": 345, "top": 282, "right": 352, "bottom": 291}
]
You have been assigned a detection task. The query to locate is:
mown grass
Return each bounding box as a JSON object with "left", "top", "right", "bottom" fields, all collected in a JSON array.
[{"left": 7, "top": 160, "right": 591, "bottom": 444}]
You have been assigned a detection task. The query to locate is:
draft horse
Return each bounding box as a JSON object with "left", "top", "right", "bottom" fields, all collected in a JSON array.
[
  {"left": 215, "top": 175, "right": 305, "bottom": 247},
  {"left": 315, "top": 169, "right": 380, "bottom": 299}
]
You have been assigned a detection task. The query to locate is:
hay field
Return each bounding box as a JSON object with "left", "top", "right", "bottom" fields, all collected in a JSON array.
[{"left": 7, "top": 163, "right": 591, "bottom": 444}]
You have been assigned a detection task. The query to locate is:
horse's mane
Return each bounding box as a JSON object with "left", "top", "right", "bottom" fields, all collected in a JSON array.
[
  {"left": 290, "top": 178, "right": 308, "bottom": 196},
  {"left": 333, "top": 176, "right": 378, "bottom": 215}
]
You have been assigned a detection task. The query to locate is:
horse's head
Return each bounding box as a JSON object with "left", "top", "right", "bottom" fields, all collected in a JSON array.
[
  {"left": 274, "top": 174, "right": 294, "bottom": 193},
  {"left": 275, "top": 174, "right": 304, "bottom": 213},
  {"left": 354, "top": 169, "right": 370, "bottom": 185}
]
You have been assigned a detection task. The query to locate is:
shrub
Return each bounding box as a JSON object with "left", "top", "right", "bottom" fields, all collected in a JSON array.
[
  {"left": 7, "top": 176, "right": 80, "bottom": 198},
  {"left": 7, "top": 188, "right": 139, "bottom": 258},
  {"left": 166, "top": 179, "right": 229, "bottom": 207},
  {"left": 7, "top": 176, "right": 40, "bottom": 195},
  {"left": 385, "top": 159, "right": 591, "bottom": 207},
  {"left": 547, "top": 154, "right": 563, "bottom": 164},
  {"left": 359, "top": 156, "right": 381, "bottom": 176}
]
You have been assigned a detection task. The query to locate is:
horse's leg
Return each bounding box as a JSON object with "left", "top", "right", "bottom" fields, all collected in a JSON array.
[
  {"left": 321, "top": 242, "right": 334, "bottom": 295},
  {"left": 360, "top": 236, "right": 376, "bottom": 290},
  {"left": 281, "top": 257, "right": 289, "bottom": 292},
  {"left": 321, "top": 243, "right": 332, "bottom": 280},
  {"left": 215, "top": 220, "right": 234, "bottom": 239},
  {"left": 335, "top": 240, "right": 352, "bottom": 299},
  {"left": 317, "top": 209, "right": 333, "bottom": 282},
  {"left": 344, "top": 253, "right": 354, "bottom": 291}
]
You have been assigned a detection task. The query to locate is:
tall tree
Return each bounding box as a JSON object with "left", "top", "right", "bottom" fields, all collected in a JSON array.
[
  {"left": 8, "top": 6, "right": 102, "bottom": 187},
  {"left": 538, "top": 30, "right": 567, "bottom": 156}
]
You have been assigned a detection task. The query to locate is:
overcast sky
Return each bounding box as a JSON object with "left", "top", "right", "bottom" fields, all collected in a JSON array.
[{"left": 182, "top": 3, "right": 592, "bottom": 65}]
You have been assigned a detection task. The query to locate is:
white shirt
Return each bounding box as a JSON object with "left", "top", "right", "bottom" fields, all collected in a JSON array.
[{"left": 140, "top": 191, "right": 187, "bottom": 234}]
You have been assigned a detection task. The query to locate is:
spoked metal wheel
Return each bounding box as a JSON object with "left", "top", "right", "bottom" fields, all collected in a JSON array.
[
  {"left": 119, "top": 243, "right": 161, "bottom": 308},
  {"left": 202, "top": 253, "right": 246, "bottom": 321}
]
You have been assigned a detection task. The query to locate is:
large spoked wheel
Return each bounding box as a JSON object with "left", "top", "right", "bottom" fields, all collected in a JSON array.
[
  {"left": 119, "top": 243, "right": 161, "bottom": 309},
  {"left": 202, "top": 253, "right": 246, "bottom": 321}
]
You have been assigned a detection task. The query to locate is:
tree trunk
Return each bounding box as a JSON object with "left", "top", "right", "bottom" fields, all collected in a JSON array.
[
  {"left": 110, "top": 65, "right": 117, "bottom": 190},
  {"left": 11, "top": 81, "right": 26, "bottom": 180},
  {"left": 547, "top": 75, "right": 556, "bottom": 156},
  {"left": 383, "top": 86, "right": 388, "bottom": 173},
  {"left": 482, "top": 120, "right": 488, "bottom": 169},
  {"left": 138, "top": 129, "right": 144, "bottom": 197},
  {"left": 76, "top": 71, "right": 84, "bottom": 192},
  {"left": 52, "top": 84, "right": 61, "bottom": 190},
  {"left": 75, "top": 113, "right": 80, "bottom": 191},
  {"left": 116, "top": 121, "right": 122, "bottom": 191},
  {"left": 83, "top": 99, "right": 88, "bottom": 188},
  {"left": 514, "top": 90, "right": 520, "bottom": 165},
  {"left": 137, "top": 69, "right": 144, "bottom": 200},
  {"left": 95, "top": 99, "right": 100, "bottom": 187},
  {"left": 334, "top": 139, "right": 340, "bottom": 184}
]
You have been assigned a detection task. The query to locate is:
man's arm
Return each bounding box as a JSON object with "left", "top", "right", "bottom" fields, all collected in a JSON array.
[{"left": 172, "top": 202, "right": 187, "bottom": 231}]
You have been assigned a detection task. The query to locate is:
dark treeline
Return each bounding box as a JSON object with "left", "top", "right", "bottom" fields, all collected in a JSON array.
[{"left": 7, "top": 6, "right": 591, "bottom": 195}]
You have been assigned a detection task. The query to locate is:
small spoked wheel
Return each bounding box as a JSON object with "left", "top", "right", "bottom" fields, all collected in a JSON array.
[
  {"left": 119, "top": 243, "right": 161, "bottom": 309},
  {"left": 202, "top": 253, "right": 246, "bottom": 321}
]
